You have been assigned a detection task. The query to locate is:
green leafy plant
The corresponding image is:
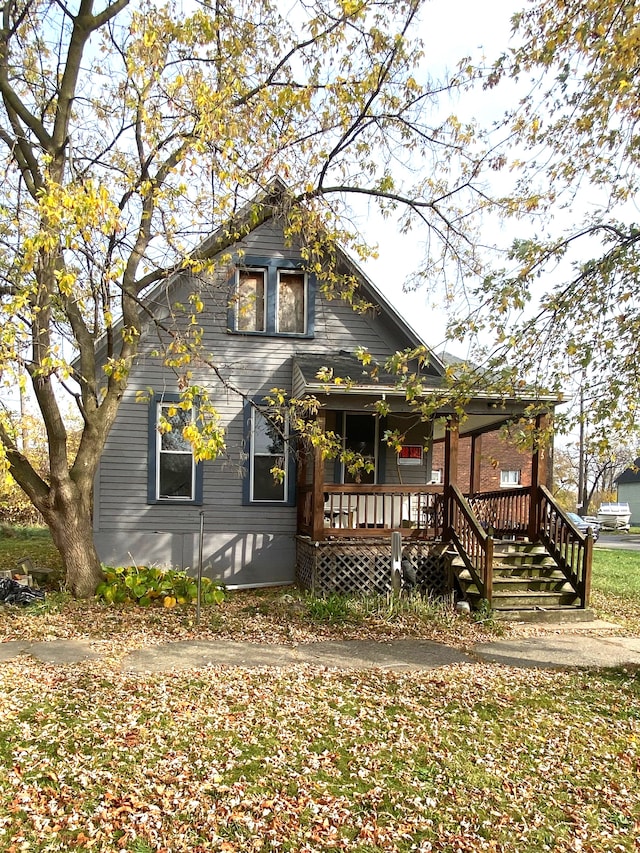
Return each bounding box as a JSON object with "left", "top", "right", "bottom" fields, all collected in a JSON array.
[{"left": 96, "top": 565, "right": 224, "bottom": 608}]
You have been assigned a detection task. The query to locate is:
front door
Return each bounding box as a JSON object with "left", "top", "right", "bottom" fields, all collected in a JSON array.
[{"left": 342, "top": 412, "right": 378, "bottom": 484}]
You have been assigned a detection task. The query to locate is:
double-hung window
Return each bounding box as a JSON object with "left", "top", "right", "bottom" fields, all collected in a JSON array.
[
  {"left": 237, "top": 269, "right": 266, "bottom": 332},
  {"left": 277, "top": 270, "right": 306, "bottom": 334},
  {"left": 244, "top": 404, "right": 295, "bottom": 505},
  {"left": 500, "top": 469, "right": 521, "bottom": 488},
  {"left": 231, "top": 258, "right": 313, "bottom": 337},
  {"left": 148, "top": 396, "right": 203, "bottom": 504}
]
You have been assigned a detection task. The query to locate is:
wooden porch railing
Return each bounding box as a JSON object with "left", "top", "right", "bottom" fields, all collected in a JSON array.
[
  {"left": 447, "top": 484, "right": 494, "bottom": 606},
  {"left": 298, "top": 484, "right": 444, "bottom": 539},
  {"left": 467, "top": 487, "right": 531, "bottom": 537},
  {"left": 298, "top": 478, "right": 593, "bottom": 610},
  {"left": 535, "top": 485, "right": 593, "bottom": 608}
]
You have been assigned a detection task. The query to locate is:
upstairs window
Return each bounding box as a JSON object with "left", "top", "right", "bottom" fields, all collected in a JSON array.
[
  {"left": 277, "top": 270, "right": 306, "bottom": 334},
  {"left": 237, "top": 269, "right": 266, "bottom": 332},
  {"left": 230, "top": 257, "right": 314, "bottom": 338}
]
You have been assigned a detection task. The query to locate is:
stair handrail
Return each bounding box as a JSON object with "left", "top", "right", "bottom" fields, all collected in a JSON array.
[
  {"left": 447, "top": 484, "right": 494, "bottom": 606},
  {"left": 536, "top": 485, "right": 593, "bottom": 608}
]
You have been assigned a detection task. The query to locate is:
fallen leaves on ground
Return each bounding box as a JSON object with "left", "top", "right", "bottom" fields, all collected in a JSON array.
[
  {"left": 0, "top": 588, "right": 507, "bottom": 648},
  {"left": 0, "top": 660, "right": 638, "bottom": 852},
  {"left": 2, "top": 586, "right": 635, "bottom": 652}
]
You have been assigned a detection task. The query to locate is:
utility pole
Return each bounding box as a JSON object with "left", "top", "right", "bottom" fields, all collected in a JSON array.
[{"left": 577, "top": 383, "right": 587, "bottom": 516}]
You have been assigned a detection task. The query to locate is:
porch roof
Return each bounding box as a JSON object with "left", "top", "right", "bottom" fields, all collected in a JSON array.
[
  {"left": 293, "top": 351, "right": 440, "bottom": 397},
  {"left": 293, "top": 352, "right": 559, "bottom": 440}
]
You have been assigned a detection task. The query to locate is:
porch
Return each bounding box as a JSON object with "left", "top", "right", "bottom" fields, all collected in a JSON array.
[{"left": 294, "top": 416, "right": 593, "bottom": 612}]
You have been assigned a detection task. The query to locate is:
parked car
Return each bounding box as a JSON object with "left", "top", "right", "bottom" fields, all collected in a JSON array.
[{"left": 567, "top": 512, "right": 600, "bottom": 541}]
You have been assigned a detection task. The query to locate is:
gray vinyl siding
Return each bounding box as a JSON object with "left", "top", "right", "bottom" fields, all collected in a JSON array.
[
  {"left": 94, "top": 220, "right": 434, "bottom": 584},
  {"left": 616, "top": 484, "right": 640, "bottom": 526}
]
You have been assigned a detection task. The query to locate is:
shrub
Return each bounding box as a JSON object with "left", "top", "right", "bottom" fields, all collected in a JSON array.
[{"left": 96, "top": 565, "right": 224, "bottom": 608}]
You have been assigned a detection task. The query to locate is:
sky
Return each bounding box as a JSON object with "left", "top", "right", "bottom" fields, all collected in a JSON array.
[{"left": 360, "top": 0, "right": 526, "bottom": 358}]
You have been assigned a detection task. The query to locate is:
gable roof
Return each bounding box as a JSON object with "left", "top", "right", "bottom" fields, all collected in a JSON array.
[
  {"left": 205, "top": 178, "right": 447, "bottom": 375},
  {"left": 89, "top": 178, "right": 447, "bottom": 379}
]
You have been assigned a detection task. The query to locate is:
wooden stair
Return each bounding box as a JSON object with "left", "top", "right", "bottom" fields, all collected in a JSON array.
[{"left": 452, "top": 540, "right": 582, "bottom": 613}]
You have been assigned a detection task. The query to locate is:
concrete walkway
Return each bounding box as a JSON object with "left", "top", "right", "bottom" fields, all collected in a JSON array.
[{"left": 2, "top": 624, "right": 640, "bottom": 672}]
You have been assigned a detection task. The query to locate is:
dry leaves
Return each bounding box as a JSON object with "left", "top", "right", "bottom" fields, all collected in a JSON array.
[{"left": 0, "top": 659, "right": 639, "bottom": 852}]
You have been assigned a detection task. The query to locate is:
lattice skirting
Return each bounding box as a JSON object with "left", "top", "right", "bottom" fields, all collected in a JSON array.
[{"left": 296, "top": 536, "right": 451, "bottom": 597}]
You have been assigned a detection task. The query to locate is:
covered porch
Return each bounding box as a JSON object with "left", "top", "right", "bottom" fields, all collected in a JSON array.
[{"left": 292, "top": 354, "right": 592, "bottom": 612}]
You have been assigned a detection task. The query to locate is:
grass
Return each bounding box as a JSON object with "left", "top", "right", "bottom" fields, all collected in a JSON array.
[
  {"left": 1, "top": 529, "right": 640, "bottom": 851},
  {"left": 0, "top": 523, "right": 64, "bottom": 581},
  {"left": 591, "top": 548, "right": 640, "bottom": 632},
  {"left": 0, "top": 662, "right": 638, "bottom": 851}
]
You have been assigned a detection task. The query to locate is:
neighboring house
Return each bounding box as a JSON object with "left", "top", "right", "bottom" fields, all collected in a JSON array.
[
  {"left": 92, "top": 190, "right": 592, "bottom": 612},
  {"left": 430, "top": 430, "right": 533, "bottom": 493},
  {"left": 615, "top": 458, "right": 640, "bottom": 524}
]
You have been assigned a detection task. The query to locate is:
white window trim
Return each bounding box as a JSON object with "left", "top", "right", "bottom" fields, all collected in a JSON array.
[
  {"left": 276, "top": 269, "right": 308, "bottom": 335},
  {"left": 156, "top": 403, "right": 196, "bottom": 501},
  {"left": 500, "top": 469, "right": 521, "bottom": 488},
  {"left": 249, "top": 408, "right": 289, "bottom": 503},
  {"left": 236, "top": 267, "right": 267, "bottom": 333}
]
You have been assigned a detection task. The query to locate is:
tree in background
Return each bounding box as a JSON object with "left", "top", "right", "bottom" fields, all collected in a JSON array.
[
  {"left": 0, "top": 406, "right": 81, "bottom": 524},
  {"left": 553, "top": 441, "right": 635, "bottom": 516},
  {"left": 0, "top": 0, "right": 497, "bottom": 595},
  {"left": 450, "top": 0, "right": 640, "bottom": 445}
]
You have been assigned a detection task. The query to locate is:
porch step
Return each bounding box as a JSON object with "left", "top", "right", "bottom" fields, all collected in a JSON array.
[
  {"left": 462, "top": 587, "right": 580, "bottom": 610},
  {"left": 493, "top": 552, "right": 556, "bottom": 567},
  {"left": 492, "top": 565, "right": 566, "bottom": 579},
  {"left": 495, "top": 607, "right": 596, "bottom": 623},
  {"left": 459, "top": 572, "right": 574, "bottom": 594},
  {"left": 490, "top": 591, "right": 581, "bottom": 610},
  {"left": 451, "top": 539, "right": 582, "bottom": 613}
]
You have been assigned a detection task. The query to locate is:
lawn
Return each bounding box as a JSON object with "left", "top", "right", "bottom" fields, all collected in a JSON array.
[
  {"left": 1, "top": 657, "right": 639, "bottom": 852},
  {"left": 591, "top": 547, "right": 640, "bottom": 633},
  {"left": 1, "top": 531, "right": 640, "bottom": 851}
]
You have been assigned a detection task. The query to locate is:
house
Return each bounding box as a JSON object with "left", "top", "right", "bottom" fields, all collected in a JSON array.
[
  {"left": 430, "top": 426, "right": 534, "bottom": 492},
  {"left": 614, "top": 459, "right": 640, "bottom": 525},
  {"left": 92, "top": 190, "right": 593, "bottom": 612}
]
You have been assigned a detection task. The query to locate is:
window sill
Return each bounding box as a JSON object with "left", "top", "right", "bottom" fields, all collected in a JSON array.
[
  {"left": 227, "top": 328, "right": 314, "bottom": 339},
  {"left": 148, "top": 499, "right": 203, "bottom": 506}
]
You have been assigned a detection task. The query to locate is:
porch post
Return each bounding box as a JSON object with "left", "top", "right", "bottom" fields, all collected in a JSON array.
[
  {"left": 312, "top": 411, "right": 326, "bottom": 541},
  {"left": 470, "top": 433, "right": 482, "bottom": 497},
  {"left": 444, "top": 414, "right": 459, "bottom": 491},
  {"left": 296, "top": 436, "right": 308, "bottom": 533},
  {"left": 528, "top": 412, "right": 551, "bottom": 540},
  {"left": 443, "top": 414, "right": 459, "bottom": 534}
]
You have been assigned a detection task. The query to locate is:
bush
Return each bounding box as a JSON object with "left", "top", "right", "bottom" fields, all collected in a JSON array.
[{"left": 96, "top": 565, "right": 224, "bottom": 608}]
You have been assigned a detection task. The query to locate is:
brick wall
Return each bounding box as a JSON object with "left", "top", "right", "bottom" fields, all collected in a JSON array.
[{"left": 430, "top": 432, "right": 532, "bottom": 492}]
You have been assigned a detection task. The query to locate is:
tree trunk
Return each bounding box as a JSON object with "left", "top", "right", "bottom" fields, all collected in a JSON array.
[{"left": 42, "top": 486, "right": 104, "bottom": 599}]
